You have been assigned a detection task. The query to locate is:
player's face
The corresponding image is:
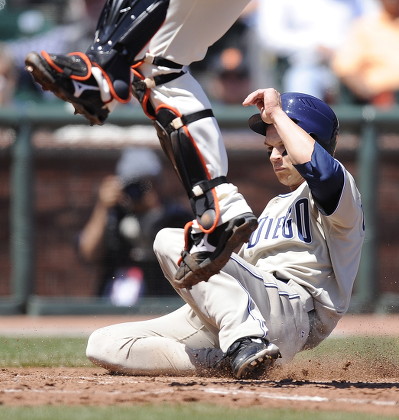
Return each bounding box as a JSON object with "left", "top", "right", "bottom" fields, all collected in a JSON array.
[{"left": 264, "top": 126, "right": 304, "bottom": 191}]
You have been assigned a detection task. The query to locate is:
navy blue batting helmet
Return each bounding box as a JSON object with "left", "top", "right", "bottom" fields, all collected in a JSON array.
[{"left": 248, "top": 92, "right": 339, "bottom": 155}]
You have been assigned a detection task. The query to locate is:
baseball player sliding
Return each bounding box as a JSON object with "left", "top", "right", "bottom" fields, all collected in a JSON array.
[
  {"left": 24, "top": 0, "right": 258, "bottom": 289},
  {"left": 85, "top": 88, "right": 365, "bottom": 379}
]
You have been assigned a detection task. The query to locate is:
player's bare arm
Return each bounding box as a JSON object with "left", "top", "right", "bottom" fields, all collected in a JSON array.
[{"left": 243, "top": 88, "right": 315, "bottom": 165}]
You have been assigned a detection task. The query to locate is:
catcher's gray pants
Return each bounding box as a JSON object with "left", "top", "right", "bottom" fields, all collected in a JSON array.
[{"left": 86, "top": 228, "right": 313, "bottom": 375}]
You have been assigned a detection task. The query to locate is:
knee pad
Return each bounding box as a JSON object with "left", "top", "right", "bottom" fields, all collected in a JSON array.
[
  {"left": 154, "top": 106, "right": 226, "bottom": 232},
  {"left": 85, "top": 0, "right": 170, "bottom": 101},
  {"left": 131, "top": 64, "right": 186, "bottom": 119}
]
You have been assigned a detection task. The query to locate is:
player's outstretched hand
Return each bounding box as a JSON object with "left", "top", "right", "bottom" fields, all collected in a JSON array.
[{"left": 243, "top": 88, "right": 282, "bottom": 125}]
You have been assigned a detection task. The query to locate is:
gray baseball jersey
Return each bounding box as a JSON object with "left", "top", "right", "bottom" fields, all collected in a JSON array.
[{"left": 240, "top": 159, "right": 365, "bottom": 346}]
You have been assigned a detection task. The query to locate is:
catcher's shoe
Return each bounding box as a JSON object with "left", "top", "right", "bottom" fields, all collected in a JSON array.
[
  {"left": 226, "top": 336, "right": 281, "bottom": 379},
  {"left": 25, "top": 51, "right": 118, "bottom": 125},
  {"left": 174, "top": 212, "right": 258, "bottom": 289}
]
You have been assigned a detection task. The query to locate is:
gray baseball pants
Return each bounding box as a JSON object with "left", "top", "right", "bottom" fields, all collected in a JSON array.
[{"left": 86, "top": 228, "right": 312, "bottom": 375}]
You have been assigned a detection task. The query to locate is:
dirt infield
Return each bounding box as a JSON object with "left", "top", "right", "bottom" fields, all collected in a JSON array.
[
  {"left": 1, "top": 314, "right": 399, "bottom": 416},
  {"left": 1, "top": 365, "right": 399, "bottom": 416}
]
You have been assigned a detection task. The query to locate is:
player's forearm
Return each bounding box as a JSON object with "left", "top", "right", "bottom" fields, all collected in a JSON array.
[{"left": 271, "top": 108, "right": 315, "bottom": 165}]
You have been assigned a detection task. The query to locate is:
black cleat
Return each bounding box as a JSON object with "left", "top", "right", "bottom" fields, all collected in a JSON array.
[
  {"left": 25, "top": 51, "right": 112, "bottom": 125},
  {"left": 174, "top": 212, "right": 258, "bottom": 288},
  {"left": 226, "top": 336, "right": 281, "bottom": 379}
]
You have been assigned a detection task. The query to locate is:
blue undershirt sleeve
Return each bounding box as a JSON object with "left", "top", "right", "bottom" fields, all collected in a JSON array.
[{"left": 294, "top": 142, "right": 345, "bottom": 215}]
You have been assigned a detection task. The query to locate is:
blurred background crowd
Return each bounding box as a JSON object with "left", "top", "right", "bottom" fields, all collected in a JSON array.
[
  {"left": 1, "top": 0, "right": 399, "bottom": 309},
  {"left": 1, "top": 0, "right": 398, "bottom": 109}
]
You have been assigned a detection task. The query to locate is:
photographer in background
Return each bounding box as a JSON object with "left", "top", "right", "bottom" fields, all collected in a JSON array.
[{"left": 78, "top": 147, "right": 192, "bottom": 306}]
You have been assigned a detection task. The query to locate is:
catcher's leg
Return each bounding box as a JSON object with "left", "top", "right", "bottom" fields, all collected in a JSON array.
[
  {"left": 25, "top": 0, "right": 170, "bottom": 125},
  {"left": 132, "top": 65, "right": 258, "bottom": 288}
]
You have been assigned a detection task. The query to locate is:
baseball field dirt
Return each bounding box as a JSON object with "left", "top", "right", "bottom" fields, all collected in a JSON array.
[{"left": 1, "top": 314, "right": 399, "bottom": 416}]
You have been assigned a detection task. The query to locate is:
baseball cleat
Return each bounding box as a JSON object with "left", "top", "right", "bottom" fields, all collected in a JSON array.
[
  {"left": 226, "top": 336, "right": 281, "bottom": 379},
  {"left": 25, "top": 51, "right": 114, "bottom": 125},
  {"left": 174, "top": 212, "right": 258, "bottom": 288}
]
